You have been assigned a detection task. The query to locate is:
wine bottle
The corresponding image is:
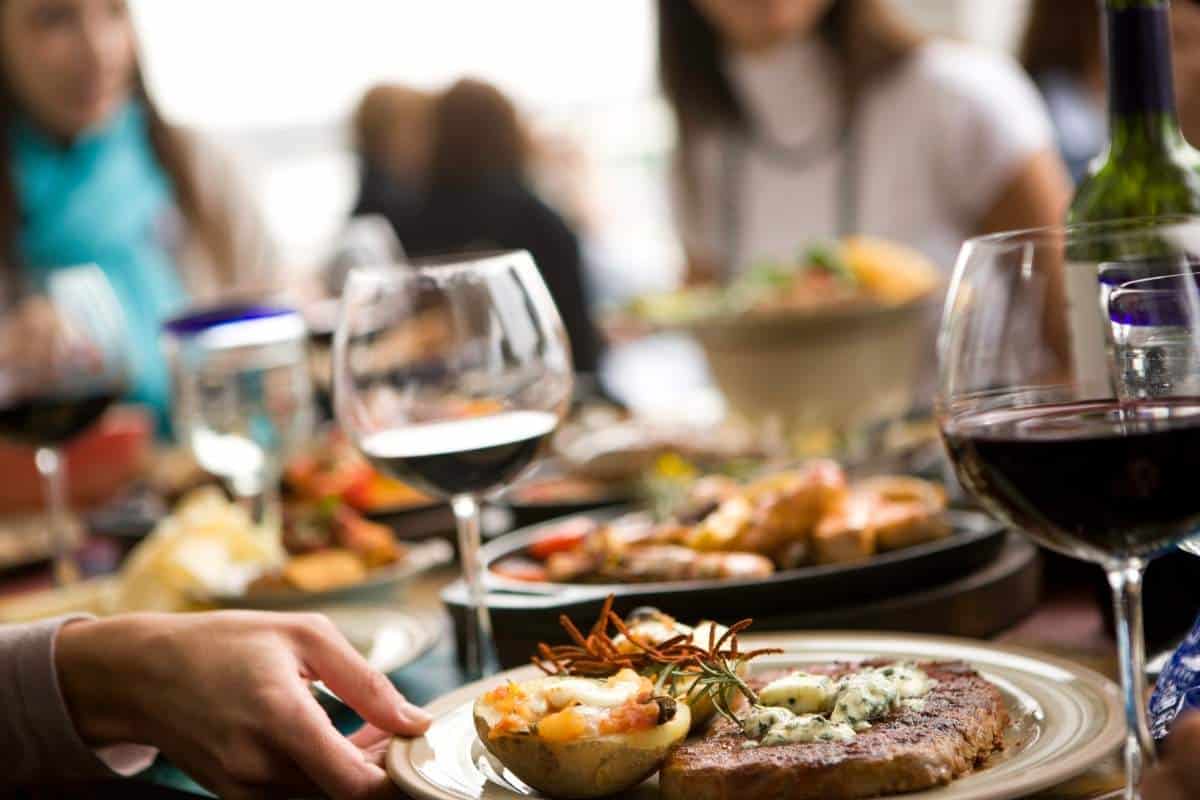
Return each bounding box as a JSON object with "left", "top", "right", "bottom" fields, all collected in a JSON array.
[
  {"left": 1070, "top": 0, "right": 1200, "bottom": 222},
  {"left": 1064, "top": 0, "right": 1200, "bottom": 398}
]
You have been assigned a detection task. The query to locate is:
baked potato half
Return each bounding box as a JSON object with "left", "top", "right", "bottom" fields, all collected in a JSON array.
[
  {"left": 614, "top": 614, "right": 739, "bottom": 730},
  {"left": 473, "top": 672, "right": 691, "bottom": 798}
]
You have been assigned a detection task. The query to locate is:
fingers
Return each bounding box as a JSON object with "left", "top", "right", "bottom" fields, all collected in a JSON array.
[
  {"left": 167, "top": 745, "right": 316, "bottom": 800},
  {"left": 275, "top": 688, "right": 394, "bottom": 800},
  {"left": 349, "top": 723, "right": 393, "bottom": 748},
  {"left": 290, "top": 614, "right": 431, "bottom": 736}
]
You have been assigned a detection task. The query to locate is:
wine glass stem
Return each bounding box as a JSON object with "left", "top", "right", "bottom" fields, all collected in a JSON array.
[
  {"left": 451, "top": 493, "right": 496, "bottom": 680},
  {"left": 233, "top": 469, "right": 282, "bottom": 551},
  {"left": 35, "top": 446, "right": 79, "bottom": 587},
  {"left": 1107, "top": 560, "right": 1157, "bottom": 799}
]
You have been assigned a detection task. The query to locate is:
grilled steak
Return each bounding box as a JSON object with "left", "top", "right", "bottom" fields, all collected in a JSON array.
[{"left": 660, "top": 661, "right": 1007, "bottom": 800}]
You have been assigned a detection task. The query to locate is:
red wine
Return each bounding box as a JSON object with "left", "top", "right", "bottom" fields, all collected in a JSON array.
[
  {"left": 0, "top": 392, "right": 119, "bottom": 446},
  {"left": 360, "top": 410, "right": 557, "bottom": 497},
  {"left": 942, "top": 399, "right": 1200, "bottom": 561}
]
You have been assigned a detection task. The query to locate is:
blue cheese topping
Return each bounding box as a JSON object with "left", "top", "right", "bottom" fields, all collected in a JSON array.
[
  {"left": 831, "top": 670, "right": 898, "bottom": 730},
  {"left": 741, "top": 662, "right": 936, "bottom": 746},
  {"left": 740, "top": 706, "right": 855, "bottom": 746},
  {"left": 757, "top": 672, "right": 837, "bottom": 713}
]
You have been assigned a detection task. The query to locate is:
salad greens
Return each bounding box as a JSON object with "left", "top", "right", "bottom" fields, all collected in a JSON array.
[{"left": 632, "top": 242, "right": 860, "bottom": 325}]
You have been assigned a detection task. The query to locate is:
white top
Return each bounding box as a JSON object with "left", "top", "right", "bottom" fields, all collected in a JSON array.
[{"left": 673, "top": 38, "right": 1056, "bottom": 276}]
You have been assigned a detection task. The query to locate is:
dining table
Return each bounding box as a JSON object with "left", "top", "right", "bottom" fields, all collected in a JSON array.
[{"left": 0, "top": 545, "right": 1133, "bottom": 800}]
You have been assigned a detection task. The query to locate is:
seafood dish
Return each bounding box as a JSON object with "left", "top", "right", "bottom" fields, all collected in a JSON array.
[{"left": 492, "top": 462, "right": 950, "bottom": 585}]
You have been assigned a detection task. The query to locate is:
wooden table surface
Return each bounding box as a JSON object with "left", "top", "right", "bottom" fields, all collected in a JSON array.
[{"left": 1, "top": 559, "right": 1129, "bottom": 799}]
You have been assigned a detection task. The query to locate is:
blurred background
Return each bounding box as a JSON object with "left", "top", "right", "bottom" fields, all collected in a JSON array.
[{"left": 130, "top": 0, "right": 1034, "bottom": 306}]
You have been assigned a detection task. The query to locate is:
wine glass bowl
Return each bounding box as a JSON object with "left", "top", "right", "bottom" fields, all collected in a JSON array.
[
  {"left": 333, "top": 251, "right": 572, "bottom": 677},
  {"left": 0, "top": 265, "right": 130, "bottom": 584},
  {"left": 164, "top": 304, "right": 315, "bottom": 542},
  {"left": 937, "top": 217, "right": 1200, "bottom": 797}
]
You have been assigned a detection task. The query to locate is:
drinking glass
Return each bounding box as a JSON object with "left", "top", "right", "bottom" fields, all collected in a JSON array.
[
  {"left": 165, "top": 305, "right": 315, "bottom": 545},
  {"left": 0, "top": 265, "right": 128, "bottom": 585},
  {"left": 937, "top": 217, "right": 1200, "bottom": 798},
  {"left": 333, "top": 251, "right": 573, "bottom": 678}
]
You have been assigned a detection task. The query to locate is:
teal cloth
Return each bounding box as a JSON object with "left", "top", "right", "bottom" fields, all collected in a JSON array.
[{"left": 12, "top": 101, "right": 188, "bottom": 433}]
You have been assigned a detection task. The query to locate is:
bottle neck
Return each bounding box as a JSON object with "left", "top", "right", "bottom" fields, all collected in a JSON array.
[{"left": 1105, "top": 1, "right": 1186, "bottom": 159}]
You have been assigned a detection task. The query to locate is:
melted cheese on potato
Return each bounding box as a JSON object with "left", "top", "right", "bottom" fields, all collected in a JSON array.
[
  {"left": 479, "top": 670, "right": 657, "bottom": 741},
  {"left": 541, "top": 671, "right": 647, "bottom": 710}
]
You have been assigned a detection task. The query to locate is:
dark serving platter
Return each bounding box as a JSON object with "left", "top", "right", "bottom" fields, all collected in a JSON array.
[{"left": 443, "top": 507, "right": 1012, "bottom": 668}]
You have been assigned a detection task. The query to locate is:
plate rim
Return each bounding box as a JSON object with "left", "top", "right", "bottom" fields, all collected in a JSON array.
[{"left": 387, "top": 630, "right": 1124, "bottom": 800}]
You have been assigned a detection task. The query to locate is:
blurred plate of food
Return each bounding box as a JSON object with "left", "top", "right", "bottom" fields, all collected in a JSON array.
[
  {"left": 315, "top": 606, "right": 444, "bottom": 675},
  {"left": 466, "top": 460, "right": 1005, "bottom": 627},
  {"left": 627, "top": 237, "right": 943, "bottom": 441},
  {"left": 630, "top": 237, "right": 940, "bottom": 328},
  {"left": 113, "top": 487, "right": 452, "bottom": 613},
  {"left": 490, "top": 461, "right": 963, "bottom": 584},
  {"left": 0, "top": 511, "right": 86, "bottom": 572},
  {"left": 500, "top": 455, "right": 634, "bottom": 529},
  {"left": 284, "top": 429, "right": 437, "bottom": 517}
]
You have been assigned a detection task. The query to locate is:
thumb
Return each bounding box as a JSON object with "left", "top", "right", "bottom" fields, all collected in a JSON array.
[{"left": 295, "top": 616, "right": 432, "bottom": 736}]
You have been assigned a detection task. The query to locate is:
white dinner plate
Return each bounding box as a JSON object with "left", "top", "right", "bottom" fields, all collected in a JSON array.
[{"left": 387, "top": 631, "right": 1124, "bottom": 800}]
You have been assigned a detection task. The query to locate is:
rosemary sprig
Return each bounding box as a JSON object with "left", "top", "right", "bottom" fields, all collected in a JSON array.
[{"left": 532, "top": 595, "right": 779, "bottom": 722}]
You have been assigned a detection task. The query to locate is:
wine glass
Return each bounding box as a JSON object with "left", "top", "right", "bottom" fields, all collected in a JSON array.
[
  {"left": 0, "top": 265, "right": 129, "bottom": 585},
  {"left": 333, "top": 251, "right": 573, "bottom": 678},
  {"left": 937, "top": 217, "right": 1200, "bottom": 798},
  {"left": 164, "top": 304, "right": 315, "bottom": 546}
]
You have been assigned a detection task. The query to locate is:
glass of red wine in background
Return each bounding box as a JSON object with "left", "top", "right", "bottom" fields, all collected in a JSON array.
[
  {"left": 333, "top": 251, "right": 573, "bottom": 678},
  {"left": 0, "top": 265, "right": 128, "bottom": 585},
  {"left": 937, "top": 218, "right": 1200, "bottom": 797}
]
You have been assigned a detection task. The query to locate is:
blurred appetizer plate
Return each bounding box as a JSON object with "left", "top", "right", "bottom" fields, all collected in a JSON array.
[
  {"left": 320, "top": 606, "right": 444, "bottom": 672},
  {"left": 313, "top": 607, "right": 444, "bottom": 709},
  {"left": 503, "top": 482, "right": 632, "bottom": 530},
  {"left": 206, "top": 539, "right": 453, "bottom": 610},
  {"left": 387, "top": 632, "right": 1124, "bottom": 800}
]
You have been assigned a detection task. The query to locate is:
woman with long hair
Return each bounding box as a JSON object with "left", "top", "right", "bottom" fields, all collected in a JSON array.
[
  {"left": 0, "top": 0, "right": 273, "bottom": 428},
  {"left": 659, "top": 0, "right": 1071, "bottom": 282},
  {"left": 385, "top": 78, "right": 602, "bottom": 374}
]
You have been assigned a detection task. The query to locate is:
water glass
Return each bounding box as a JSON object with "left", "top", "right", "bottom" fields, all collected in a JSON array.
[{"left": 165, "top": 305, "right": 315, "bottom": 542}]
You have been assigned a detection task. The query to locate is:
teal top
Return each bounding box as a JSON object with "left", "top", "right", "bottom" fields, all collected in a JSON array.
[{"left": 11, "top": 101, "right": 189, "bottom": 432}]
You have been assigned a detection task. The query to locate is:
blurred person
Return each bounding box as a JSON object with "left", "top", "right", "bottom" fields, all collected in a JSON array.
[
  {"left": 385, "top": 78, "right": 602, "bottom": 374},
  {"left": 0, "top": 0, "right": 274, "bottom": 431},
  {"left": 659, "top": 0, "right": 1072, "bottom": 283},
  {"left": 1018, "top": 0, "right": 1105, "bottom": 185},
  {"left": 349, "top": 83, "right": 433, "bottom": 248},
  {"left": 1, "top": 610, "right": 430, "bottom": 796},
  {"left": 1021, "top": 0, "right": 1200, "bottom": 185}
]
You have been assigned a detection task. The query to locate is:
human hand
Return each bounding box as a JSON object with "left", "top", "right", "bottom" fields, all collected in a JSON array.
[
  {"left": 1141, "top": 712, "right": 1200, "bottom": 800},
  {"left": 55, "top": 611, "right": 432, "bottom": 799},
  {"left": 0, "top": 296, "right": 67, "bottom": 382}
]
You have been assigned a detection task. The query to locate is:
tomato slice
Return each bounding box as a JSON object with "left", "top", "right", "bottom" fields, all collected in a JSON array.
[
  {"left": 527, "top": 519, "right": 593, "bottom": 561},
  {"left": 491, "top": 558, "right": 549, "bottom": 583}
]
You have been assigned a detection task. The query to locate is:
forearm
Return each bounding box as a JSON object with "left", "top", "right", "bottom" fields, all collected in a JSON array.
[{"left": 0, "top": 615, "right": 155, "bottom": 786}]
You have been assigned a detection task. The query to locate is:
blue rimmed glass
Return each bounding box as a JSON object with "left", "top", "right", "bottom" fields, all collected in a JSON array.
[
  {"left": 1108, "top": 269, "right": 1200, "bottom": 402},
  {"left": 164, "top": 304, "right": 315, "bottom": 543}
]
